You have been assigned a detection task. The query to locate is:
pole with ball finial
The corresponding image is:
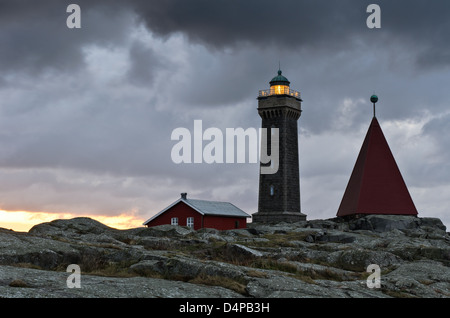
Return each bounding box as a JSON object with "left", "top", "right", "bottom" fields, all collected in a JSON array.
[{"left": 371, "top": 94, "right": 378, "bottom": 118}]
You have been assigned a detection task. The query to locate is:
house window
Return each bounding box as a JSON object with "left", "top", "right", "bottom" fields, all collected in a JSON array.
[
  {"left": 270, "top": 185, "right": 275, "bottom": 196},
  {"left": 235, "top": 221, "right": 240, "bottom": 229},
  {"left": 171, "top": 217, "right": 178, "bottom": 226},
  {"left": 187, "top": 217, "right": 194, "bottom": 228}
]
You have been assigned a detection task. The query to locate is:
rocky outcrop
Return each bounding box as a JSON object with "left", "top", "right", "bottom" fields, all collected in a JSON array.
[{"left": 0, "top": 215, "right": 449, "bottom": 298}]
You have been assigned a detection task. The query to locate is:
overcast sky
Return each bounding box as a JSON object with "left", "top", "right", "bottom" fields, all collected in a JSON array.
[{"left": 0, "top": 0, "right": 449, "bottom": 230}]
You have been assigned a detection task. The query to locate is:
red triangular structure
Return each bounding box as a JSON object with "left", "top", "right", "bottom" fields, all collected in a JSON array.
[{"left": 337, "top": 117, "right": 418, "bottom": 217}]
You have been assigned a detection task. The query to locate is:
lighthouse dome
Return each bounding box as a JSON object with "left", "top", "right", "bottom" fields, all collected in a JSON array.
[{"left": 270, "top": 69, "right": 290, "bottom": 86}]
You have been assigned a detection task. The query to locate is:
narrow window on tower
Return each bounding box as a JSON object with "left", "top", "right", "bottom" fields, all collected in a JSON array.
[
  {"left": 270, "top": 185, "right": 275, "bottom": 196},
  {"left": 270, "top": 124, "right": 275, "bottom": 169},
  {"left": 271, "top": 124, "right": 276, "bottom": 135}
]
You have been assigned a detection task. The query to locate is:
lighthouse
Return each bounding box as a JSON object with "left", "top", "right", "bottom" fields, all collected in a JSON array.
[{"left": 252, "top": 69, "right": 307, "bottom": 223}]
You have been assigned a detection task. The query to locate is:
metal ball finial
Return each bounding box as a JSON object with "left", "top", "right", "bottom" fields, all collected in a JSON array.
[{"left": 370, "top": 94, "right": 378, "bottom": 117}]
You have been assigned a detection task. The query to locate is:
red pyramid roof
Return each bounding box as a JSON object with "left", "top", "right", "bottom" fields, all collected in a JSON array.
[{"left": 337, "top": 117, "right": 418, "bottom": 217}]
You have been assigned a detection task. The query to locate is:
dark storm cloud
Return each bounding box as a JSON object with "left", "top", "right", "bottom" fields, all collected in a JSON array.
[
  {"left": 0, "top": 0, "right": 133, "bottom": 75},
  {"left": 2, "top": 0, "right": 449, "bottom": 82},
  {"left": 131, "top": 0, "right": 450, "bottom": 69},
  {"left": 132, "top": 0, "right": 364, "bottom": 49},
  {"left": 1, "top": 0, "right": 449, "bottom": 78}
]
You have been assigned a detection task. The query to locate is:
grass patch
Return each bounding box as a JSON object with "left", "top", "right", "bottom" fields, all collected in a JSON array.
[
  {"left": 13, "top": 263, "right": 43, "bottom": 270},
  {"left": 382, "top": 289, "right": 417, "bottom": 298},
  {"left": 189, "top": 273, "right": 248, "bottom": 296},
  {"left": 303, "top": 267, "right": 346, "bottom": 281},
  {"left": 60, "top": 258, "right": 141, "bottom": 278},
  {"left": 86, "top": 262, "right": 138, "bottom": 278},
  {"left": 9, "top": 279, "right": 31, "bottom": 288},
  {"left": 251, "top": 259, "right": 298, "bottom": 273}
]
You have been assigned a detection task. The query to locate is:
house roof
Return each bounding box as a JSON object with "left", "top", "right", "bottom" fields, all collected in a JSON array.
[
  {"left": 337, "top": 117, "right": 418, "bottom": 217},
  {"left": 143, "top": 196, "right": 251, "bottom": 225}
]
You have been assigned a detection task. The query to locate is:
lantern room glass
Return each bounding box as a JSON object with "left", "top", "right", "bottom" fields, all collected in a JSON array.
[{"left": 270, "top": 85, "right": 290, "bottom": 95}]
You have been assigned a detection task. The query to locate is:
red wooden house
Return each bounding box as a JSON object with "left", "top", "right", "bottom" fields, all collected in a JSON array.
[{"left": 143, "top": 193, "right": 251, "bottom": 230}]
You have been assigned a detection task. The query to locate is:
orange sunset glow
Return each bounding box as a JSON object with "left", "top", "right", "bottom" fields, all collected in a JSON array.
[{"left": 0, "top": 210, "right": 146, "bottom": 232}]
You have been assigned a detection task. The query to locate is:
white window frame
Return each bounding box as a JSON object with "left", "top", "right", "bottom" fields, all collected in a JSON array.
[
  {"left": 171, "top": 217, "right": 178, "bottom": 226},
  {"left": 186, "top": 217, "right": 194, "bottom": 228}
]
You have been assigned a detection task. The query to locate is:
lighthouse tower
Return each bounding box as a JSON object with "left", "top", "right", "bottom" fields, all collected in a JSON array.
[{"left": 252, "top": 69, "right": 307, "bottom": 223}]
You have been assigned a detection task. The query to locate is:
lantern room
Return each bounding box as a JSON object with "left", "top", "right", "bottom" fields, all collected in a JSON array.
[
  {"left": 258, "top": 69, "right": 301, "bottom": 100},
  {"left": 270, "top": 69, "right": 290, "bottom": 95}
]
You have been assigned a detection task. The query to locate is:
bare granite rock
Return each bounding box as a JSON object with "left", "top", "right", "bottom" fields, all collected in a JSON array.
[
  {"left": 1, "top": 215, "right": 449, "bottom": 298},
  {"left": 0, "top": 265, "right": 242, "bottom": 298}
]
